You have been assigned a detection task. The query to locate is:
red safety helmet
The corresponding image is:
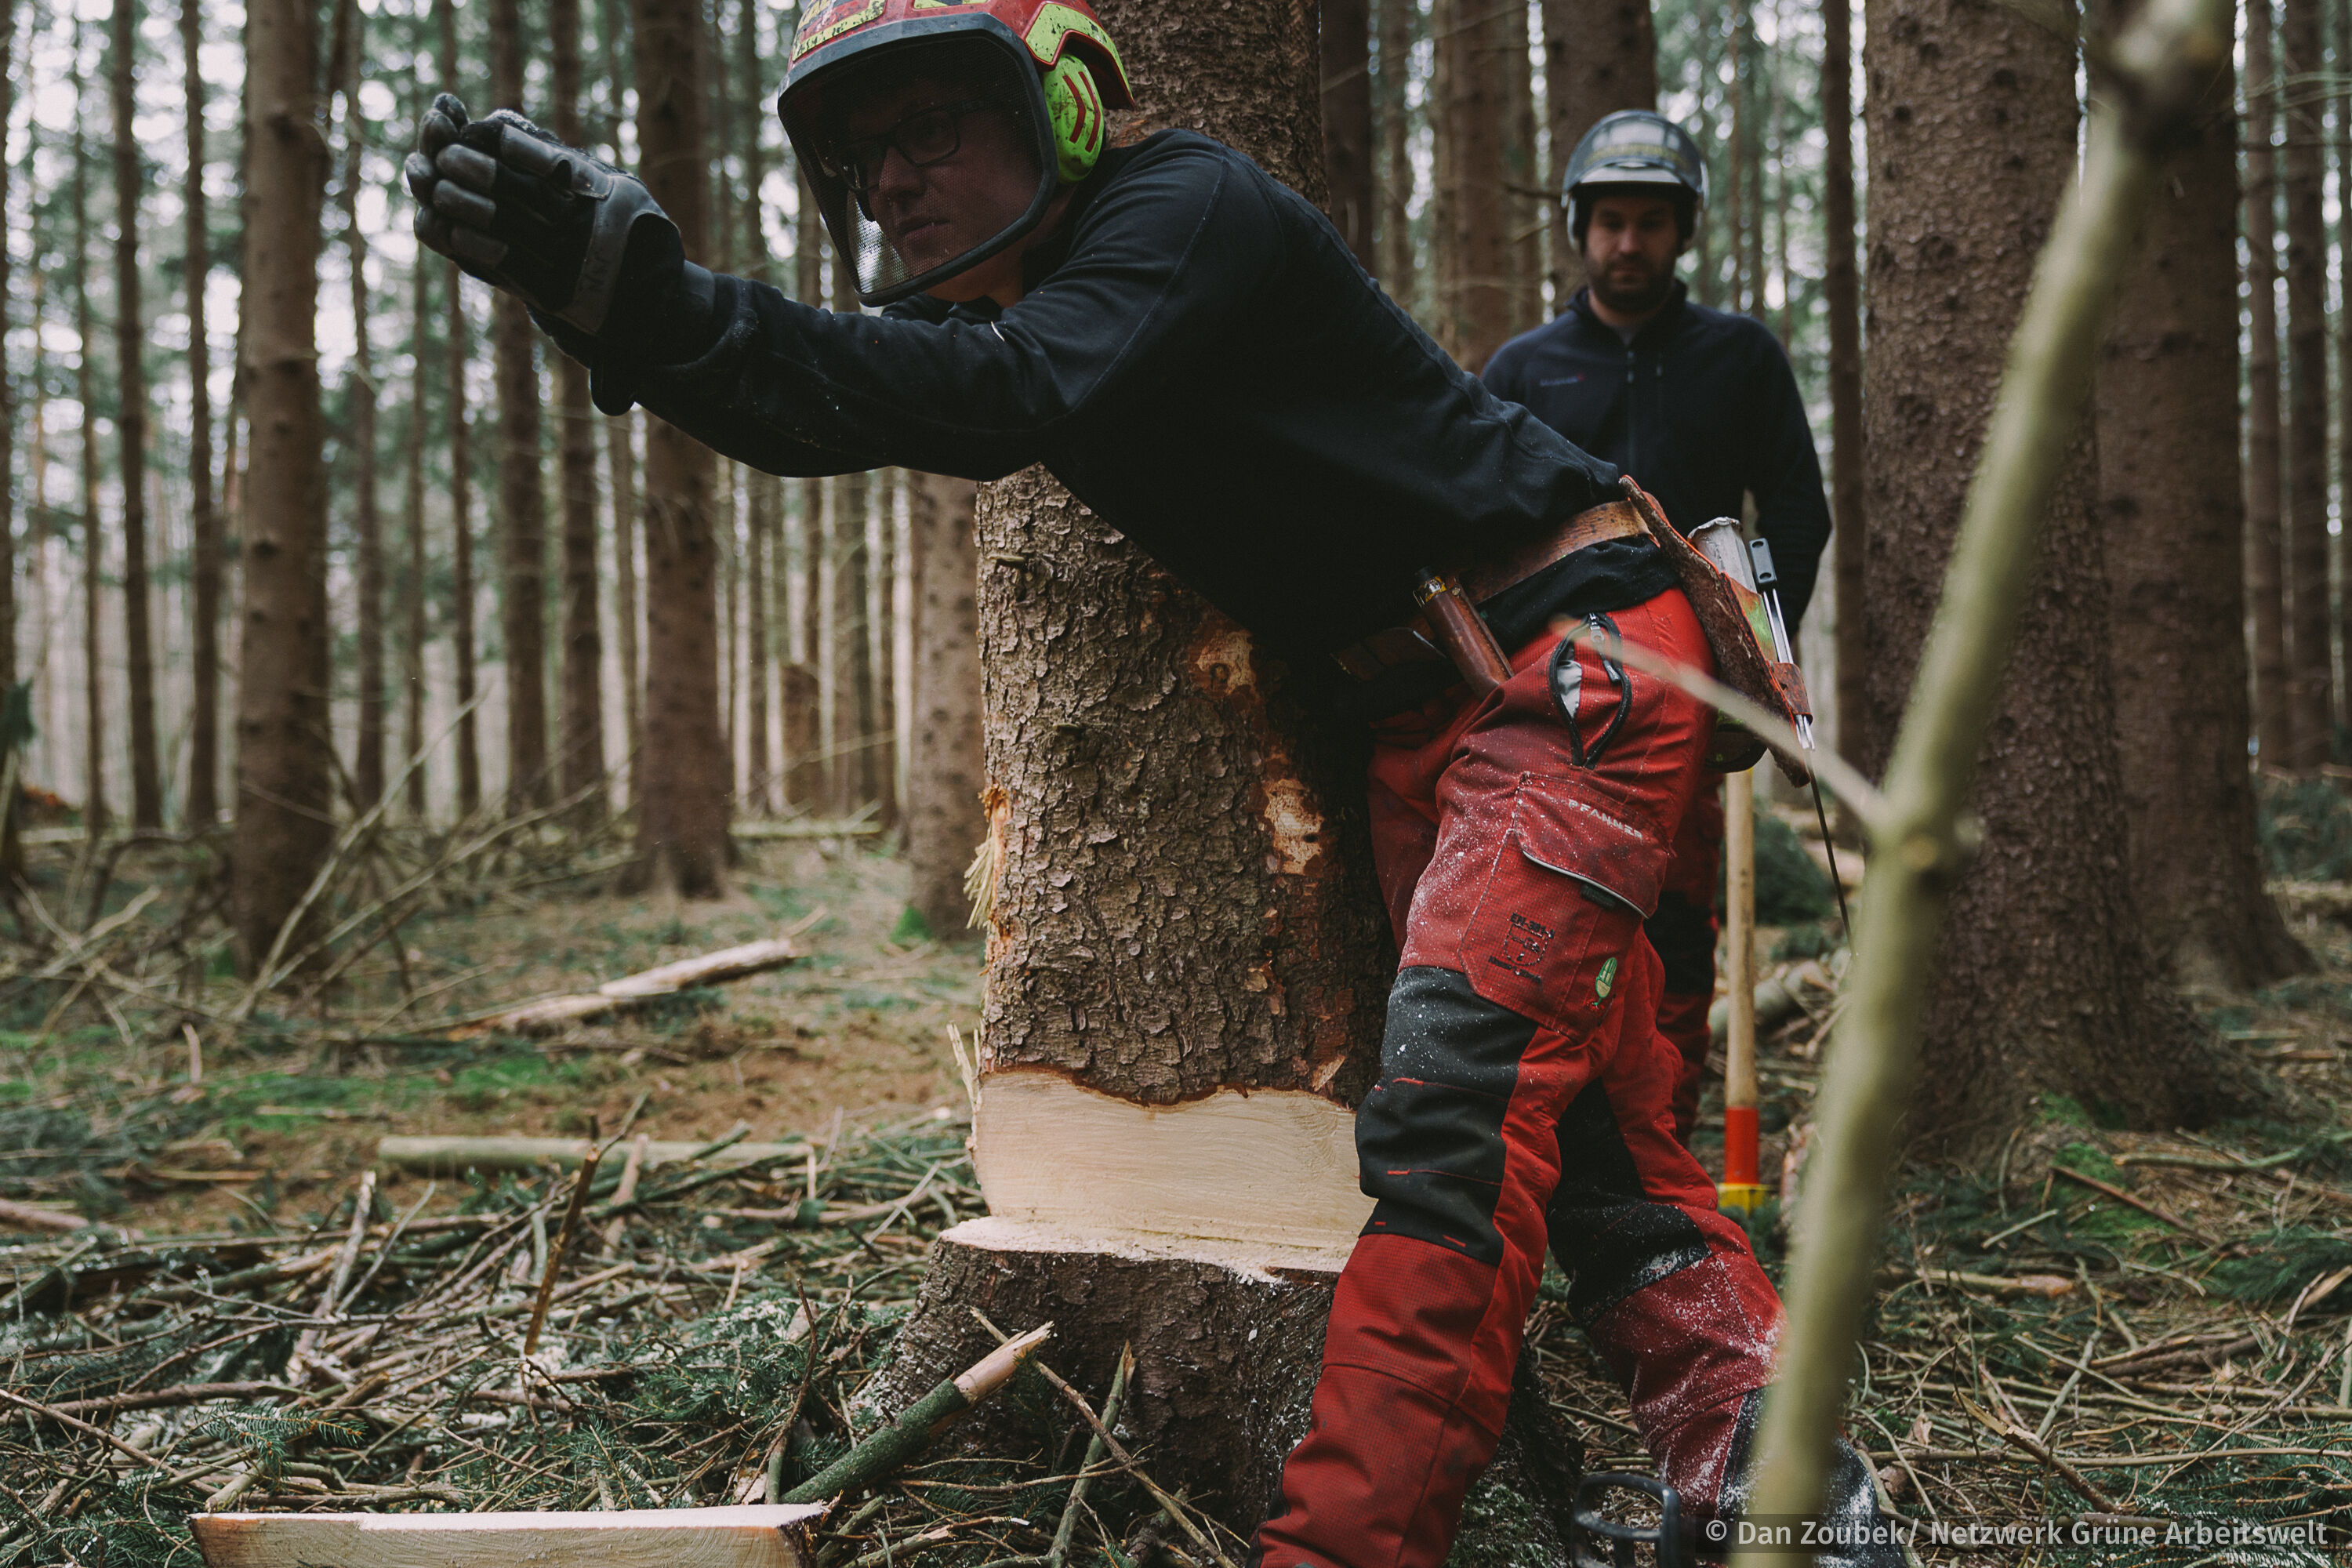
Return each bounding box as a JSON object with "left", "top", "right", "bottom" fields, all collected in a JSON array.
[{"left": 779, "top": 0, "right": 1136, "bottom": 305}]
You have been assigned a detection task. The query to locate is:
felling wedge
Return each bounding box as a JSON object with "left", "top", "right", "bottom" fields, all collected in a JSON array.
[{"left": 188, "top": 1503, "right": 829, "bottom": 1568}]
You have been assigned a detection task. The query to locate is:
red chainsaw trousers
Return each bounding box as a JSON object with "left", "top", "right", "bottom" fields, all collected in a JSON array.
[{"left": 1253, "top": 586, "right": 1784, "bottom": 1568}]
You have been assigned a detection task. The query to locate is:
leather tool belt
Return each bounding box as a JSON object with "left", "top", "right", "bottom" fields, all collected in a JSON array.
[
  {"left": 1619, "top": 478, "right": 1813, "bottom": 786},
  {"left": 1330, "top": 499, "right": 1646, "bottom": 684}
]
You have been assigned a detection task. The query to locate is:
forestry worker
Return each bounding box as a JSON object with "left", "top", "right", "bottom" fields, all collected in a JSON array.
[
  {"left": 1484, "top": 108, "right": 1835, "bottom": 1154},
  {"left": 401, "top": 3, "right": 1895, "bottom": 1563}
]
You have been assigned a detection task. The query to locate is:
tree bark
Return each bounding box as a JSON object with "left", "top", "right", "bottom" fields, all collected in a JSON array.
[
  {"left": 1503, "top": 0, "right": 1541, "bottom": 330},
  {"left": 2245, "top": 0, "right": 2288, "bottom": 767},
  {"left": 184, "top": 0, "right": 221, "bottom": 826},
  {"left": 2094, "top": 0, "right": 2303, "bottom": 989},
  {"left": 402, "top": 234, "right": 430, "bottom": 818},
  {"left": 332, "top": 0, "right": 387, "bottom": 812},
  {"left": 906, "top": 473, "right": 981, "bottom": 938},
  {"left": 232, "top": 0, "right": 332, "bottom": 969},
  {"left": 1824, "top": 0, "right": 1864, "bottom": 765},
  {"left": 830, "top": 470, "right": 873, "bottom": 813},
  {"left": 0, "top": 0, "right": 14, "bottom": 874},
  {"left": 609, "top": 413, "right": 643, "bottom": 804},
  {"left": 1540, "top": 0, "right": 1657, "bottom": 307},
  {"left": 554, "top": 0, "right": 607, "bottom": 816},
  {"left": 1725, "top": 1, "right": 1751, "bottom": 313},
  {"left": 1860, "top": 0, "right": 2243, "bottom": 1145},
  {"left": 2338, "top": 0, "right": 2352, "bottom": 734},
  {"left": 626, "top": 0, "right": 728, "bottom": 895},
  {"left": 491, "top": 0, "right": 550, "bottom": 813},
  {"left": 1439, "top": 0, "right": 1509, "bottom": 367},
  {"left": 873, "top": 469, "right": 898, "bottom": 828},
  {"left": 112, "top": 0, "right": 162, "bottom": 828},
  {"left": 739, "top": 0, "right": 771, "bottom": 815},
  {"left": 1321, "top": 0, "right": 1374, "bottom": 269},
  {"left": 437, "top": 0, "right": 481, "bottom": 817},
  {"left": 74, "top": 59, "right": 107, "bottom": 840},
  {"left": 785, "top": 167, "right": 826, "bottom": 811},
  {"left": 1374, "top": 0, "right": 1414, "bottom": 307},
  {"left": 2281, "top": 0, "right": 2330, "bottom": 770}
]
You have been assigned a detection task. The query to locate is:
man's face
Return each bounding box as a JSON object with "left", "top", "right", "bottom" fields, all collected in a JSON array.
[
  {"left": 1581, "top": 191, "right": 1682, "bottom": 317},
  {"left": 830, "top": 74, "right": 1040, "bottom": 287}
]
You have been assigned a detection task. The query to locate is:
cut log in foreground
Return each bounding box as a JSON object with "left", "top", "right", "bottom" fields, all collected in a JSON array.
[
  {"left": 470, "top": 936, "right": 800, "bottom": 1033},
  {"left": 189, "top": 1504, "right": 827, "bottom": 1568}
]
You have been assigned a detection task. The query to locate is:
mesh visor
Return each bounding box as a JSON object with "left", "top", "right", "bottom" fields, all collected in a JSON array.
[{"left": 784, "top": 34, "right": 1054, "bottom": 306}]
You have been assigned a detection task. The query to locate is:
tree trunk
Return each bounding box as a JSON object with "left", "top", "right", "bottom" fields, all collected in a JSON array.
[
  {"left": 554, "top": 0, "right": 607, "bottom": 816},
  {"left": 905, "top": 473, "right": 982, "bottom": 939},
  {"left": 1503, "top": 0, "right": 1541, "bottom": 330},
  {"left": 2093, "top": 1, "right": 2304, "bottom": 990},
  {"left": 437, "top": 0, "right": 481, "bottom": 817},
  {"left": 232, "top": 0, "right": 332, "bottom": 969},
  {"left": 0, "top": 0, "right": 13, "bottom": 873},
  {"left": 1374, "top": 0, "right": 1414, "bottom": 307},
  {"left": 2246, "top": 0, "right": 2288, "bottom": 768},
  {"left": 862, "top": 1, "right": 1584, "bottom": 1543},
  {"left": 402, "top": 238, "right": 430, "bottom": 818},
  {"left": 1724, "top": 1, "right": 1750, "bottom": 312},
  {"left": 872, "top": 468, "right": 898, "bottom": 829},
  {"left": 492, "top": 0, "right": 550, "bottom": 813},
  {"left": 2338, "top": 0, "right": 2352, "bottom": 735},
  {"left": 609, "top": 413, "right": 643, "bottom": 804},
  {"left": 626, "top": 0, "right": 728, "bottom": 895},
  {"left": 739, "top": 0, "right": 771, "bottom": 815},
  {"left": 1440, "top": 0, "right": 1509, "bottom": 368},
  {"left": 1540, "top": 0, "right": 1657, "bottom": 307},
  {"left": 2282, "top": 0, "right": 2330, "bottom": 770},
  {"left": 1321, "top": 0, "right": 1374, "bottom": 269},
  {"left": 1824, "top": 0, "right": 1864, "bottom": 770},
  {"left": 332, "top": 0, "right": 386, "bottom": 812},
  {"left": 1859, "top": 0, "right": 2253, "bottom": 1145},
  {"left": 112, "top": 0, "right": 161, "bottom": 828},
  {"left": 184, "top": 0, "right": 221, "bottom": 826},
  {"left": 831, "top": 470, "right": 873, "bottom": 812},
  {"left": 74, "top": 65, "right": 107, "bottom": 840},
  {"left": 785, "top": 168, "right": 825, "bottom": 811}
]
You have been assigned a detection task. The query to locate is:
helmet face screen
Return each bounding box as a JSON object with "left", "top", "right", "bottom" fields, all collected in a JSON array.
[{"left": 786, "top": 33, "right": 1054, "bottom": 304}]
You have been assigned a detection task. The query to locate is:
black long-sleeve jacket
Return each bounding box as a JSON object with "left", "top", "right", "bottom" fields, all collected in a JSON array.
[
  {"left": 1481, "top": 284, "right": 1831, "bottom": 628},
  {"left": 578, "top": 130, "right": 1626, "bottom": 659}
]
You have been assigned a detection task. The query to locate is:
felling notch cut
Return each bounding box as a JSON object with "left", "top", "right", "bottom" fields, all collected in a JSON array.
[{"left": 188, "top": 1503, "right": 829, "bottom": 1568}]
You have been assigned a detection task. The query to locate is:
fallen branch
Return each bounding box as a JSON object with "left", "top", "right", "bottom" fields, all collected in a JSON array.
[
  {"left": 467, "top": 936, "right": 801, "bottom": 1034},
  {"left": 781, "top": 1323, "right": 1052, "bottom": 1504},
  {"left": 2049, "top": 1163, "right": 2220, "bottom": 1246},
  {"left": 0, "top": 1196, "right": 93, "bottom": 1233},
  {"left": 379, "top": 1134, "right": 809, "bottom": 1178}
]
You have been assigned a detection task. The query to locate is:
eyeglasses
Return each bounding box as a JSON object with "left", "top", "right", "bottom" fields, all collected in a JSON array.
[{"left": 817, "top": 100, "right": 993, "bottom": 194}]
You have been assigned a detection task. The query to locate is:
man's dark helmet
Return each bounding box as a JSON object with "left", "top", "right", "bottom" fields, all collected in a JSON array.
[
  {"left": 777, "top": 0, "right": 1134, "bottom": 306},
  {"left": 1562, "top": 109, "right": 1706, "bottom": 247}
]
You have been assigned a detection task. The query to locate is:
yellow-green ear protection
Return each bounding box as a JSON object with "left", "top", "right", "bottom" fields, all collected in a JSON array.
[{"left": 1044, "top": 53, "right": 1107, "bottom": 183}]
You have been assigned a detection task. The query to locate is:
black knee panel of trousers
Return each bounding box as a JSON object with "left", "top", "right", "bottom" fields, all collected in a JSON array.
[
  {"left": 1645, "top": 890, "right": 1715, "bottom": 996},
  {"left": 1356, "top": 966, "right": 1537, "bottom": 1266},
  {"left": 1545, "top": 1080, "right": 1711, "bottom": 1322}
]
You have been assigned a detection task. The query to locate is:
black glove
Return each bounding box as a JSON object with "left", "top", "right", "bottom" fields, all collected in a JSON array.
[{"left": 405, "top": 93, "right": 683, "bottom": 344}]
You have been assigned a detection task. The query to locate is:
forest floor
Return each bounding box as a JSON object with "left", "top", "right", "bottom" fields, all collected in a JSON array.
[{"left": 4, "top": 806, "right": 2352, "bottom": 1566}]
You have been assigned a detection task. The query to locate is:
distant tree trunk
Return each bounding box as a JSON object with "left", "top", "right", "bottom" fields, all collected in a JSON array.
[
  {"left": 0, "top": 0, "right": 16, "bottom": 717},
  {"left": 1440, "top": 0, "right": 1509, "bottom": 367},
  {"left": 1428, "top": 0, "right": 1458, "bottom": 347},
  {"left": 402, "top": 247, "right": 430, "bottom": 818},
  {"left": 1860, "top": 0, "right": 2255, "bottom": 1145},
  {"left": 1541, "top": 0, "right": 1657, "bottom": 306},
  {"left": 233, "top": 0, "right": 332, "bottom": 968},
  {"left": 609, "top": 415, "right": 642, "bottom": 802},
  {"left": 1374, "top": 0, "right": 1414, "bottom": 307},
  {"left": 738, "top": 0, "right": 771, "bottom": 814},
  {"left": 785, "top": 167, "right": 826, "bottom": 810},
  {"left": 2282, "top": 0, "right": 2330, "bottom": 770},
  {"left": 2094, "top": 5, "right": 2303, "bottom": 990},
  {"left": 112, "top": 0, "right": 162, "bottom": 828},
  {"left": 74, "top": 66, "right": 107, "bottom": 840},
  {"left": 873, "top": 468, "right": 898, "bottom": 829},
  {"left": 2247, "top": 0, "right": 2288, "bottom": 767},
  {"left": 437, "top": 0, "right": 481, "bottom": 817},
  {"left": 491, "top": 0, "right": 550, "bottom": 813},
  {"left": 1724, "top": 2, "right": 1750, "bottom": 312},
  {"left": 553, "top": 0, "right": 606, "bottom": 816},
  {"left": 184, "top": 0, "right": 222, "bottom": 826},
  {"left": 627, "top": 0, "right": 728, "bottom": 895},
  {"left": 1321, "top": 0, "right": 1374, "bottom": 269},
  {"left": 1502, "top": 0, "right": 1541, "bottom": 329},
  {"left": 2338, "top": 0, "right": 2352, "bottom": 732},
  {"left": 721, "top": 471, "right": 740, "bottom": 784},
  {"left": 332, "top": 0, "right": 387, "bottom": 811},
  {"left": 1824, "top": 0, "right": 1864, "bottom": 764},
  {"left": 832, "top": 470, "right": 873, "bottom": 812},
  {"left": 906, "top": 473, "right": 982, "bottom": 937}
]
